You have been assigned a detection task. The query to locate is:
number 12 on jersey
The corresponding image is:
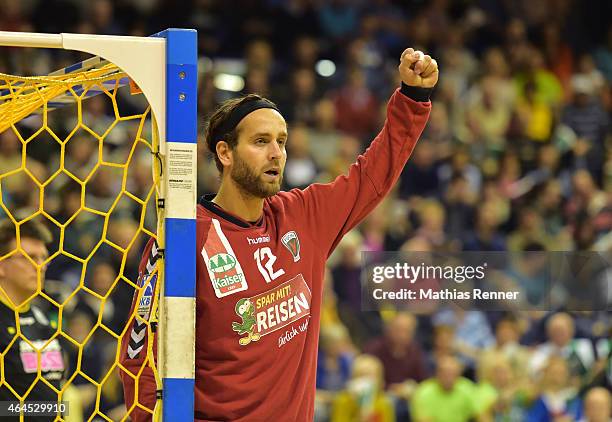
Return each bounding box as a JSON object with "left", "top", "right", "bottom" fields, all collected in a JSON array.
[{"left": 254, "top": 247, "right": 285, "bottom": 283}]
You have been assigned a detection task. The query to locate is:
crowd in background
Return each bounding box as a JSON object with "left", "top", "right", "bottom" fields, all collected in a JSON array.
[{"left": 0, "top": 0, "right": 611, "bottom": 420}]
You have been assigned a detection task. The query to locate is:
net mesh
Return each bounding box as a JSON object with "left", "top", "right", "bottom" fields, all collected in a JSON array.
[{"left": 0, "top": 61, "right": 162, "bottom": 421}]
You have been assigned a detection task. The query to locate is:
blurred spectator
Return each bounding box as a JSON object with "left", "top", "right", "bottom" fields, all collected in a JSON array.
[
  {"left": 514, "top": 79, "right": 555, "bottom": 143},
  {"left": 72, "top": 261, "right": 129, "bottom": 334},
  {"left": 364, "top": 313, "right": 428, "bottom": 389},
  {"left": 533, "top": 180, "right": 570, "bottom": 245},
  {"left": 364, "top": 311, "right": 427, "bottom": 421},
  {"left": 565, "top": 170, "right": 609, "bottom": 242},
  {"left": 425, "top": 324, "right": 456, "bottom": 375},
  {"left": 438, "top": 146, "right": 482, "bottom": 196},
  {"left": 481, "top": 315, "right": 532, "bottom": 383},
  {"left": 466, "top": 75, "right": 513, "bottom": 155},
  {"left": 245, "top": 39, "right": 274, "bottom": 75},
  {"left": 579, "top": 387, "right": 611, "bottom": 422},
  {"left": 330, "top": 354, "right": 394, "bottom": 422},
  {"left": 413, "top": 199, "right": 449, "bottom": 251},
  {"left": 65, "top": 310, "right": 104, "bottom": 399},
  {"left": 507, "top": 207, "right": 554, "bottom": 251},
  {"left": 514, "top": 46, "right": 563, "bottom": 109},
  {"left": 502, "top": 245, "right": 551, "bottom": 306},
  {"left": 497, "top": 149, "right": 523, "bottom": 199},
  {"left": 306, "top": 98, "right": 342, "bottom": 170},
  {"left": 526, "top": 356, "right": 583, "bottom": 422},
  {"left": 316, "top": 324, "right": 354, "bottom": 422},
  {"left": 411, "top": 355, "right": 476, "bottom": 422},
  {"left": 330, "top": 231, "right": 382, "bottom": 347},
  {"left": 442, "top": 173, "right": 477, "bottom": 242},
  {"left": 529, "top": 313, "right": 596, "bottom": 384},
  {"left": 326, "top": 135, "right": 361, "bottom": 179},
  {"left": 511, "top": 145, "right": 561, "bottom": 200},
  {"left": 474, "top": 353, "right": 530, "bottom": 421},
  {"left": 561, "top": 76, "right": 609, "bottom": 181},
  {"left": 342, "top": 36, "right": 387, "bottom": 95},
  {"left": 481, "top": 47, "right": 517, "bottom": 108},
  {"left": 243, "top": 67, "right": 271, "bottom": 98},
  {"left": 292, "top": 35, "right": 319, "bottom": 69},
  {"left": 317, "top": 323, "right": 354, "bottom": 392},
  {"left": 398, "top": 141, "right": 440, "bottom": 199},
  {"left": 278, "top": 67, "right": 320, "bottom": 125},
  {"left": 283, "top": 123, "right": 319, "bottom": 189},
  {"left": 433, "top": 308, "right": 495, "bottom": 376},
  {"left": 333, "top": 68, "right": 379, "bottom": 142},
  {"left": 360, "top": 204, "right": 389, "bottom": 256},
  {"left": 574, "top": 54, "right": 606, "bottom": 95},
  {"left": 462, "top": 201, "right": 507, "bottom": 251},
  {"left": 423, "top": 101, "right": 454, "bottom": 159}
]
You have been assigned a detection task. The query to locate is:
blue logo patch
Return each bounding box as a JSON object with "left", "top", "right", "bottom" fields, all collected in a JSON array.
[{"left": 137, "top": 274, "right": 157, "bottom": 318}]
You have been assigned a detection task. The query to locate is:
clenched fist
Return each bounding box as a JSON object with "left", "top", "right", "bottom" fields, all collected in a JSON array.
[{"left": 399, "top": 48, "right": 438, "bottom": 88}]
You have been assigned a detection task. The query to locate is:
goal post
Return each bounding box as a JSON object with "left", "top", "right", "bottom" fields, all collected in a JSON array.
[
  {"left": 0, "top": 28, "right": 197, "bottom": 421},
  {"left": 152, "top": 28, "right": 198, "bottom": 422}
]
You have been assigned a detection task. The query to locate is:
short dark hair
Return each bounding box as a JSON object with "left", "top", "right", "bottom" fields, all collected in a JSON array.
[
  {"left": 203, "top": 93, "right": 278, "bottom": 172},
  {"left": 0, "top": 219, "right": 52, "bottom": 255}
]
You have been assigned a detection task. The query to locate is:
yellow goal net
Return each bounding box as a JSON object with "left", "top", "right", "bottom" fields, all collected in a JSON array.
[{"left": 0, "top": 59, "right": 162, "bottom": 420}]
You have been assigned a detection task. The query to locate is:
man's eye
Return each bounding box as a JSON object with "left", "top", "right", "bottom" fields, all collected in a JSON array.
[{"left": 256, "top": 138, "right": 266, "bottom": 144}]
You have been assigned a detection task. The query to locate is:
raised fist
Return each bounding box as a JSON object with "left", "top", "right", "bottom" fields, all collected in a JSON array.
[{"left": 399, "top": 48, "right": 438, "bottom": 88}]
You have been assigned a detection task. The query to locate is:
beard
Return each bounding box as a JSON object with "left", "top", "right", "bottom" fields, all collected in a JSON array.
[{"left": 231, "top": 152, "right": 283, "bottom": 198}]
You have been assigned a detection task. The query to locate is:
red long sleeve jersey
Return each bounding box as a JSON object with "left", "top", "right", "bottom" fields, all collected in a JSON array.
[{"left": 120, "top": 88, "right": 431, "bottom": 421}]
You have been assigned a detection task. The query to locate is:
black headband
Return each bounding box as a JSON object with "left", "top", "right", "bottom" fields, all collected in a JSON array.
[{"left": 211, "top": 99, "right": 280, "bottom": 144}]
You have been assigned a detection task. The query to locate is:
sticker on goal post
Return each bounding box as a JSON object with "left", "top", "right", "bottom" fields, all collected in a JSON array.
[{"left": 166, "top": 142, "right": 197, "bottom": 220}]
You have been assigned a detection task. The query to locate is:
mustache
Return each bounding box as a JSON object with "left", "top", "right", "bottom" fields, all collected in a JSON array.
[{"left": 262, "top": 161, "right": 283, "bottom": 172}]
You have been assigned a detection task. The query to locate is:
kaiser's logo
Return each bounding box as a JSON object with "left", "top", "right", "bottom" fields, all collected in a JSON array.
[
  {"left": 281, "top": 231, "right": 300, "bottom": 262},
  {"left": 209, "top": 253, "right": 237, "bottom": 273},
  {"left": 204, "top": 250, "right": 248, "bottom": 298},
  {"left": 202, "top": 219, "right": 249, "bottom": 298}
]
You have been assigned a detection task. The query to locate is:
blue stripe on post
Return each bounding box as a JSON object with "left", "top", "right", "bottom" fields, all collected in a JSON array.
[
  {"left": 162, "top": 378, "right": 195, "bottom": 421},
  {"left": 165, "top": 217, "right": 196, "bottom": 298},
  {"left": 166, "top": 63, "right": 197, "bottom": 143},
  {"left": 155, "top": 28, "right": 198, "bottom": 144}
]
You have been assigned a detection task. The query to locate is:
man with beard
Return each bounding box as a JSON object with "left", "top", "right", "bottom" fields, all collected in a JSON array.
[{"left": 120, "top": 47, "right": 438, "bottom": 421}]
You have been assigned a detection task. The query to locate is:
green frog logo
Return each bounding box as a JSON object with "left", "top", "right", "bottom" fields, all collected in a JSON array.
[{"left": 232, "top": 298, "right": 261, "bottom": 346}]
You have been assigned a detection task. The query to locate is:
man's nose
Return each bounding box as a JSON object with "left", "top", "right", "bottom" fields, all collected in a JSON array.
[{"left": 268, "top": 141, "right": 282, "bottom": 159}]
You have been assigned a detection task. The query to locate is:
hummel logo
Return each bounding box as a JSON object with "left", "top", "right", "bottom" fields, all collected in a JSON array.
[{"left": 247, "top": 235, "right": 270, "bottom": 245}]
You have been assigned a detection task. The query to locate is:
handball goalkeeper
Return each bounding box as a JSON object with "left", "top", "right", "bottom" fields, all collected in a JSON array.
[{"left": 120, "top": 47, "right": 438, "bottom": 421}]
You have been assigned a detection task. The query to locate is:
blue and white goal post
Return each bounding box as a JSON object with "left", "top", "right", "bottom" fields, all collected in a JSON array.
[{"left": 0, "top": 28, "right": 198, "bottom": 421}]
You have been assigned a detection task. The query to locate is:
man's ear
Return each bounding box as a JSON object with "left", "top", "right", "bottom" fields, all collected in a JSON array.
[
  {"left": 216, "top": 141, "right": 233, "bottom": 169},
  {"left": 0, "top": 262, "right": 6, "bottom": 279}
]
